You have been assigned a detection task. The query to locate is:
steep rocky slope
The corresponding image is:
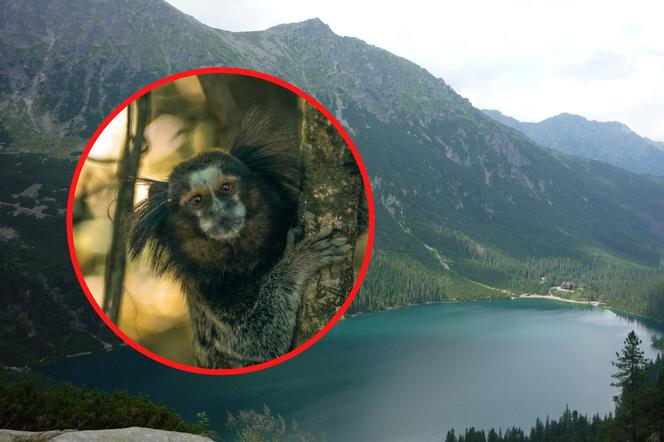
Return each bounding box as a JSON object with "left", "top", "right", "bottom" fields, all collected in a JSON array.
[{"left": 1, "top": 0, "right": 664, "bottom": 365}]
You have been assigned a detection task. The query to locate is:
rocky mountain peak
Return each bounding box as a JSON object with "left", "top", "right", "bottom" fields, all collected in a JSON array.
[
  {"left": 483, "top": 109, "right": 664, "bottom": 176},
  {"left": 263, "top": 17, "right": 334, "bottom": 38},
  {"left": 546, "top": 112, "right": 587, "bottom": 124}
]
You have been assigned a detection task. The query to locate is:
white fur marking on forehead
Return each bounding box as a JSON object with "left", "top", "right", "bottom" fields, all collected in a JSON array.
[{"left": 188, "top": 165, "right": 223, "bottom": 188}]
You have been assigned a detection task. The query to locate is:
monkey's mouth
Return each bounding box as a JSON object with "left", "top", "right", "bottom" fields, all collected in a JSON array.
[{"left": 199, "top": 217, "right": 245, "bottom": 242}]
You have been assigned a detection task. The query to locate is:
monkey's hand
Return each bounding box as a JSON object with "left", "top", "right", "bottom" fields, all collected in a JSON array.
[
  {"left": 235, "top": 227, "right": 350, "bottom": 362},
  {"left": 282, "top": 226, "right": 352, "bottom": 289}
]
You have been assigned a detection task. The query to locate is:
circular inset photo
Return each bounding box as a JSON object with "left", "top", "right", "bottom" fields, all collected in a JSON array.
[{"left": 67, "top": 68, "right": 374, "bottom": 374}]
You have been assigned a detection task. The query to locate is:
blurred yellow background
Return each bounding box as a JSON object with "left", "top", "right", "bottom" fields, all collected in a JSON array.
[{"left": 73, "top": 77, "right": 219, "bottom": 364}]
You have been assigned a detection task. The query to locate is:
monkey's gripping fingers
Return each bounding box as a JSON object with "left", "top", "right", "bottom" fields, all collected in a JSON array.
[
  {"left": 285, "top": 225, "right": 304, "bottom": 251},
  {"left": 285, "top": 227, "right": 353, "bottom": 275}
]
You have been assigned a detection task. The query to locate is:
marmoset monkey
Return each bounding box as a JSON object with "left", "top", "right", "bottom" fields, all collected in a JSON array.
[{"left": 126, "top": 120, "right": 352, "bottom": 368}]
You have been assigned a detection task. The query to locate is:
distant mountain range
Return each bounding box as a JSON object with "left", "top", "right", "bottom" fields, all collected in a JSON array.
[
  {"left": 1, "top": 0, "right": 664, "bottom": 364},
  {"left": 483, "top": 110, "right": 664, "bottom": 176}
]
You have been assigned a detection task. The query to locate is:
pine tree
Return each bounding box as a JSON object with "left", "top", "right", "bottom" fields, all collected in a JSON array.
[{"left": 611, "top": 330, "right": 648, "bottom": 441}]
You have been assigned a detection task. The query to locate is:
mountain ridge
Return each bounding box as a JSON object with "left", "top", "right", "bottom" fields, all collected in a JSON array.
[
  {"left": 1, "top": 0, "right": 664, "bottom": 365},
  {"left": 483, "top": 109, "right": 664, "bottom": 176}
]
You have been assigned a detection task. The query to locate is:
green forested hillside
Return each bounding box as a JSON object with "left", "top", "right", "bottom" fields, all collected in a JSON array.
[
  {"left": 0, "top": 153, "right": 115, "bottom": 366},
  {"left": 345, "top": 99, "right": 664, "bottom": 318},
  {"left": 1, "top": 0, "right": 664, "bottom": 366}
]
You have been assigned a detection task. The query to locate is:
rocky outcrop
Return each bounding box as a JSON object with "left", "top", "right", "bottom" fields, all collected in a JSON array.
[{"left": 0, "top": 427, "right": 213, "bottom": 441}]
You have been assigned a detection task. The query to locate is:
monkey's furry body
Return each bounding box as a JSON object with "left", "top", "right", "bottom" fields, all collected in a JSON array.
[{"left": 127, "top": 130, "right": 350, "bottom": 368}]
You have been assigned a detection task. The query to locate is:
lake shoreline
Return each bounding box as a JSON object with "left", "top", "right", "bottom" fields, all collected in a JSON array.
[
  {"left": 345, "top": 292, "right": 602, "bottom": 319},
  {"left": 344, "top": 296, "right": 501, "bottom": 318},
  {"left": 346, "top": 295, "right": 664, "bottom": 337},
  {"left": 514, "top": 293, "right": 603, "bottom": 306}
]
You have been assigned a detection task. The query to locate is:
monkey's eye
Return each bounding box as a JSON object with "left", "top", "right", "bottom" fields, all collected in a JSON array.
[
  {"left": 220, "top": 181, "right": 235, "bottom": 194},
  {"left": 189, "top": 194, "right": 205, "bottom": 207}
]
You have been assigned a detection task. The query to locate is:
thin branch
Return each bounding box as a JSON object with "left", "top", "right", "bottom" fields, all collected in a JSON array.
[
  {"left": 103, "top": 94, "right": 151, "bottom": 323},
  {"left": 86, "top": 156, "right": 120, "bottom": 164}
]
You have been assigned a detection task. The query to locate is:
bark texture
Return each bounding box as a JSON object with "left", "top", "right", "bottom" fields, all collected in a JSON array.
[{"left": 294, "top": 102, "right": 363, "bottom": 346}]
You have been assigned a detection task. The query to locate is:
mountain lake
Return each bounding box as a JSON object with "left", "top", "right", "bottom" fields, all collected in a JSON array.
[{"left": 41, "top": 299, "right": 664, "bottom": 441}]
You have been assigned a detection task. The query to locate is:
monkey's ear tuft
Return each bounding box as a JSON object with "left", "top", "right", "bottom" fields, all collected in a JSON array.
[
  {"left": 134, "top": 177, "right": 168, "bottom": 196},
  {"left": 229, "top": 108, "right": 300, "bottom": 208},
  {"left": 125, "top": 179, "right": 170, "bottom": 271},
  {"left": 147, "top": 180, "right": 169, "bottom": 199}
]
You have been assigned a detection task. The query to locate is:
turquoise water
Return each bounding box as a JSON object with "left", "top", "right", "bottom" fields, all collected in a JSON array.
[{"left": 42, "top": 300, "right": 664, "bottom": 441}]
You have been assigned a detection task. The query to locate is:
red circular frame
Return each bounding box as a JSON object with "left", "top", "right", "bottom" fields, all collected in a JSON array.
[{"left": 66, "top": 67, "right": 375, "bottom": 375}]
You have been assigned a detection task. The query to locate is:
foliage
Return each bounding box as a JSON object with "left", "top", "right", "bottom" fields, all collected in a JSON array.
[
  {"left": 0, "top": 121, "right": 13, "bottom": 146},
  {"left": 611, "top": 331, "right": 649, "bottom": 442},
  {"left": 446, "top": 408, "right": 610, "bottom": 442},
  {"left": 0, "top": 372, "right": 208, "bottom": 436},
  {"left": 350, "top": 250, "right": 502, "bottom": 313},
  {"left": 611, "top": 331, "right": 648, "bottom": 394},
  {"left": 353, "top": 235, "right": 664, "bottom": 322},
  {"left": 226, "top": 405, "right": 322, "bottom": 442},
  {"left": 0, "top": 153, "right": 114, "bottom": 367},
  {"left": 652, "top": 335, "right": 664, "bottom": 351}
]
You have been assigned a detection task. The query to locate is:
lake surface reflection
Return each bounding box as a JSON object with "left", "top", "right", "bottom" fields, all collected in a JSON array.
[{"left": 42, "top": 300, "right": 664, "bottom": 441}]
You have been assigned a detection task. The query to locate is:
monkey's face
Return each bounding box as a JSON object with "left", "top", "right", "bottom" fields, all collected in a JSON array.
[
  {"left": 129, "top": 148, "right": 292, "bottom": 275},
  {"left": 168, "top": 153, "right": 250, "bottom": 245},
  {"left": 173, "top": 169, "right": 246, "bottom": 242}
]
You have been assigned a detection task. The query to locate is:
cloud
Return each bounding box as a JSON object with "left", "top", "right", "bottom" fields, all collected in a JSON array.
[
  {"left": 164, "top": 0, "right": 664, "bottom": 141},
  {"left": 556, "top": 51, "right": 637, "bottom": 81}
]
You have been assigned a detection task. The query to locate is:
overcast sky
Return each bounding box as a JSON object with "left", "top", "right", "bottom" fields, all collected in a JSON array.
[{"left": 165, "top": 0, "right": 664, "bottom": 141}]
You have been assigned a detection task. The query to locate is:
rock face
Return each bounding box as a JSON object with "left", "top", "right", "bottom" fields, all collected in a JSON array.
[
  {"left": 2, "top": 0, "right": 662, "bottom": 269},
  {"left": 0, "top": 427, "right": 213, "bottom": 441},
  {"left": 483, "top": 109, "right": 664, "bottom": 176}
]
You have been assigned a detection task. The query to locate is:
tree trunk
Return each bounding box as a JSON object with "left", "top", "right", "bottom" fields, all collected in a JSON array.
[
  {"left": 293, "top": 102, "right": 363, "bottom": 346},
  {"left": 196, "top": 77, "right": 363, "bottom": 346},
  {"left": 103, "top": 94, "right": 151, "bottom": 323}
]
